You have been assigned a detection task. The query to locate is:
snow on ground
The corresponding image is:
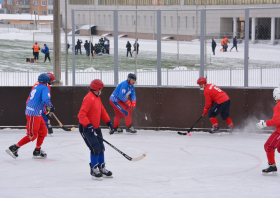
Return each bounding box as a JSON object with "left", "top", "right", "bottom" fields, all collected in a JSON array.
[{"left": 1, "top": 129, "right": 280, "bottom": 198}]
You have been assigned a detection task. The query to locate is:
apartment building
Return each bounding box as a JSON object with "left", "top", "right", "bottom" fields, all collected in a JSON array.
[
  {"left": 62, "top": 0, "right": 280, "bottom": 41},
  {"left": 1, "top": 0, "right": 53, "bottom": 15}
]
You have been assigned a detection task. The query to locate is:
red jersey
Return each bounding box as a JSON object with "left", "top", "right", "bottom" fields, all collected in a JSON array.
[
  {"left": 78, "top": 91, "right": 110, "bottom": 129},
  {"left": 266, "top": 102, "right": 280, "bottom": 133},
  {"left": 26, "top": 81, "right": 51, "bottom": 104},
  {"left": 203, "top": 84, "right": 230, "bottom": 110}
]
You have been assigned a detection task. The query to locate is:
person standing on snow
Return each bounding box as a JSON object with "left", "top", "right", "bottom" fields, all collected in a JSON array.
[
  {"left": 212, "top": 39, "right": 217, "bottom": 55},
  {"left": 33, "top": 42, "right": 40, "bottom": 62},
  {"left": 197, "top": 77, "right": 234, "bottom": 133},
  {"left": 257, "top": 88, "right": 280, "bottom": 175},
  {"left": 6, "top": 73, "right": 55, "bottom": 159},
  {"left": 109, "top": 73, "right": 137, "bottom": 134},
  {"left": 230, "top": 36, "right": 239, "bottom": 52},
  {"left": 42, "top": 44, "right": 51, "bottom": 63},
  {"left": 78, "top": 79, "right": 114, "bottom": 180},
  {"left": 126, "top": 41, "right": 132, "bottom": 57}
]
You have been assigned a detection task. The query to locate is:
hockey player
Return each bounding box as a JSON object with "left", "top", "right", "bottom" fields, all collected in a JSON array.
[
  {"left": 109, "top": 73, "right": 137, "bottom": 134},
  {"left": 6, "top": 73, "right": 55, "bottom": 159},
  {"left": 26, "top": 73, "right": 55, "bottom": 135},
  {"left": 197, "top": 77, "right": 234, "bottom": 133},
  {"left": 78, "top": 79, "right": 114, "bottom": 180},
  {"left": 257, "top": 88, "right": 280, "bottom": 175}
]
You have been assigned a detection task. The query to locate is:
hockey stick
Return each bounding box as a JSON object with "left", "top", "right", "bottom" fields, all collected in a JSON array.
[
  {"left": 133, "top": 107, "right": 148, "bottom": 121},
  {"left": 178, "top": 116, "right": 203, "bottom": 136},
  {"left": 51, "top": 113, "right": 75, "bottom": 131},
  {"left": 94, "top": 132, "right": 146, "bottom": 162}
]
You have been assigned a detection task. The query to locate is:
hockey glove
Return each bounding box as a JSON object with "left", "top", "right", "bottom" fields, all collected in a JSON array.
[
  {"left": 107, "top": 121, "right": 114, "bottom": 135},
  {"left": 131, "top": 101, "right": 136, "bottom": 109},
  {"left": 50, "top": 105, "right": 55, "bottom": 112},
  {"left": 45, "top": 111, "right": 52, "bottom": 120},
  {"left": 87, "top": 124, "right": 95, "bottom": 133},
  {"left": 202, "top": 108, "right": 208, "bottom": 116},
  {"left": 125, "top": 100, "right": 132, "bottom": 107},
  {"left": 256, "top": 120, "right": 267, "bottom": 129}
]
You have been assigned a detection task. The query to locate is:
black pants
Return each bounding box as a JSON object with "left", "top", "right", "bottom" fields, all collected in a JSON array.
[
  {"left": 212, "top": 47, "right": 216, "bottom": 55},
  {"left": 45, "top": 52, "right": 51, "bottom": 62},
  {"left": 34, "top": 52, "right": 39, "bottom": 60},
  {"left": 208, "top": 100, "right": 231, "bottom": 120},
  {"left": 127, "top": 50, "right": 132, "bottom": 57},
  {"left": 231, "top": 44, "right": 237, "bottom": 50}
]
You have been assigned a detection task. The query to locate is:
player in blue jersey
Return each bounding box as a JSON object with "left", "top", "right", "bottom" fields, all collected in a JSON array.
[
  {"left": 109, "top": 73, "right": 137, "bottom": 133},
  {"left": 6, "top": 73, "right": 55, "bottom": 159}
]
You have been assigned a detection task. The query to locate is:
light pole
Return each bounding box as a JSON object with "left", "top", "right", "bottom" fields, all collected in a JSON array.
[
  {"left": 65, "top": 0, "right": 68, "bottom": 85},
  {"left": 135, "top": 0, "right": 138, "bottom": 77}
]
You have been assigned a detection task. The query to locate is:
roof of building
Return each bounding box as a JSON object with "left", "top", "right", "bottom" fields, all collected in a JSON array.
[{"left": 0, "top": 14, "right": 53, "bottom": 21}]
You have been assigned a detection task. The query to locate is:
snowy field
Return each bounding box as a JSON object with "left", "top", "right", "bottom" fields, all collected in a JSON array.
[{"left": 1, "top": 129, "right": 280, "bottom": 198}]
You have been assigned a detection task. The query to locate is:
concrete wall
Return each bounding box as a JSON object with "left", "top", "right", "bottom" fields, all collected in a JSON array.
[{"left": 0, "top": 86, "right": 275, "bottom": 131}]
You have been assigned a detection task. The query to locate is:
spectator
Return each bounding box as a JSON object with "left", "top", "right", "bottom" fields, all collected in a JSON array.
[
  {"left": 104, "top": 38, "right": 109, "bottom": 54},
  {"left": 41, "top": 44, "right": 51, "bottom": 63},
  {"left": 67, "top": 38, "right": 70, "bottom": 54},
  {"left": 89, "top": 41, "right": 94, "bottom": 58},
  {"left": 132, "top": 40, "right": 139, "bottom": 55},
  {"left": 76, "top": 39, "right": 82, "bottom": 55},
  {"left": 211, "top": 39, "right": 216, "bottom": 55},
  {"left": 32, "top": 42, "right": 40, "bottom": 62},
  {"left": 230, "top": 36, "right": 239, "bottom": 52},
  {"left": 84, "top": 40, "right": 90, "bottom": 58},
  {"left": 99, "top": 37, "right": 104, "bottom": 47},
  {"left": 126, "top": 41, "right": 132, "bottom": 57}
]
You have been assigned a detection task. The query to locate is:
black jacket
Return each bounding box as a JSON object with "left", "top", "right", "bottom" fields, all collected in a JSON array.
[
  {"left": 212, "top": 39, "right": 216, "bottom": 48},
  {"left": 233, "top": 37, "right": 237, "bottom": 45},
  {"left": 126, "top": 42, "right": 131, "bottom": 51},
  {"left": 84, "top": 42, "right": 89, "bottom": 51}
]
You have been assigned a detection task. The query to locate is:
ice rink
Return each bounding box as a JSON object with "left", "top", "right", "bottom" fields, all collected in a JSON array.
[{"left": 1, "top": 128, "right": 280, "bottom": 198}]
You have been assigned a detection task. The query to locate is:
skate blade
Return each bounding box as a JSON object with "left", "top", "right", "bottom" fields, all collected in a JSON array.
[
  {"left": 33, "top": 156, "right": 47, "bottom": 159},
  {"left": 125, "top": 132, "right": 137, "bottom": 135},
  {"left": 5, "top": 149, "right": 17, "bottom": 159},
  {"left": 262, "top": 172, "right": 278, "bottom": 176},
  {"left": 92, "top": 176, "right": 103, "bottom": 181},
  {"left": 102, "top": 175, "right": 113, "bottom": 178}
]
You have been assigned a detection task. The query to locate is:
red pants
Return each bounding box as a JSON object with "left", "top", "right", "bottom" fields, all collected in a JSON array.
[
  {"left": 17, "top": 115, "right": 47, "bottom": 148},
  {"left": 110, "top": 100, "right": 132, "bottom": 128},
  {"left": 264, "top": 131, "right": 280, "bottom": 164}
]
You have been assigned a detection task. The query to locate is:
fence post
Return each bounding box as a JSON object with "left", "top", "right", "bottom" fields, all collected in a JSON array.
[
  {"left": 244, "top": 8, "right": 249, "bottom": 87},
  {"left": 100, "top": 70, "right": 102, "bottom": 81},
  {"left": 72, "top": 9, "right": 76, "bottom": 86},
  {"left": 157, "top": 9, "right": 161, "bottom": 86},
  {"left": 200, "top": 9, "right": 205, "bottom": 78},
  {"left": 167, "top": 69, "right": 168, "bottom": 86},
  {"left": 114, "top": 10, "right": 118, "bottom": 85}
]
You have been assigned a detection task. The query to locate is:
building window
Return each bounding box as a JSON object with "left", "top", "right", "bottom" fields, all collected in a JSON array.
[
  {"left": 154, "top": 0, "right": 180, "bottom": 5},
  {"left": 103, "top": 15, "right": 106, "bottom": 26},
  {"left": 185, "top": 16, "right": 187, "bottom": 28},
  {"left": 137, "top": 15, "right": 140, "bottom": 27},
  {"left": 69, "top": 0, "right": 94, "bottom": 5},
  {"left": 192, "top": 16, "right": 195, "bottom": 29},
  {"left": 15, "top": 1, "right": 19, "bottom": 5},
  {"left": 48, "top": 9, "right": 53, "bottom": 14},
  {"left": 33, "top": 1, "right": 38, "bottom": 6},
  {"left": 131, "top": 15, "right": 134, "bottom": 26},
  {"left": 7, "top": 0, "right": 12, "bottom": 5},
  {"left": 119, "top": 15, "right": 122, "bottom": 26},
  {"left": 170, "top": 16, "right": 173, "bottom": 28},
  {"left": 42, "top": 1, "right": 46, "bottom": 6},
  {"left": 42, "top": 10, "right": 46, "bottom": 15},
  {"left": 8, "top": 10, "right": 12, "bottom": 14},
  {"left": 23, "top": 0, "right": 29, "bottom": 5},
  {"left": 15, "top": 10, "right": 20, "bottom": 14},
  {"left": 163, "top": 16, "right": 166, "bottom": 28},
  {"left": 33, "top": 10, "right": 37, "bottom": 14},
  {"left": 48, "top": 0, "right": 53, "bottom": 5},
  {"left": 98, "top": 0, "right": 116, "bottom": 5},
  {"left": 23, "top": 10, "right": 30, "bottom": 13},
  {"left": 125, "top": 15, "right": 128, "bottom": 26},
  {"left": 144, "top": 15, "right": 146, "bottom": 27},
  {"left": 150, "top": 16, "right": 152, "bottom": 27}
]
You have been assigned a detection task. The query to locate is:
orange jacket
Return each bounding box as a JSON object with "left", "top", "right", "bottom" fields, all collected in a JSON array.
[
  {"left": 203, "top": 84, "right": 230, "bottom": 110},
  {"left": 224, "top": 37, "right": 229, "bottom": 44},
  {"left": 221, "top": 39, "right": 225, "bottom": 45},
  {"left": 266, "top": 102, "right": 280, "bottom": 133},
  {"left": 78, "top": 91, "right": 110, "bottom": 129},
  {"left": 33, "top": 44, "right": 40, "bottom": 52}
]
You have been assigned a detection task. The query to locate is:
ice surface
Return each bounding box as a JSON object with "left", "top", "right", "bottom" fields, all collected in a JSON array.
[{"left": 1, "top": 129, "right": 280, "bottom": 198}]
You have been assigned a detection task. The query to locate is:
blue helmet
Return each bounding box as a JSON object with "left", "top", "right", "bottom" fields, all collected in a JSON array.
[{"left": 38, "top": 73, "right": 50, "bottom": 84}]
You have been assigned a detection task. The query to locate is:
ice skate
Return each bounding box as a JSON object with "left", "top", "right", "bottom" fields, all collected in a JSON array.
[
  {"left": 114, "top": 127, "right": 123, "bottom": 133},
  {"left": 262, "top": 163, "right": 278, "bottom": 176},
  {"left": 228, "top": 126, "right": 234, "bottom": 133},
  {"left": 209, "top": 126, "right": 219, "bottom": 134},
  {"left": 90, "top": 163, "right": 103, "bottom": 180},
  {"left": 99, "top": 163, "right": 113, "bottom": 178},
  {"left": 48, "top": 125, "right": 53, "bottom": 135},
  {"left": 126, "top": 125, "right": 137, "bottom": 134},
  {"left": 6, "top": 144, "right": 19, "bottom": 159},
  {"left": 33, "top": 148, "right": 47, "bottom": 159}
]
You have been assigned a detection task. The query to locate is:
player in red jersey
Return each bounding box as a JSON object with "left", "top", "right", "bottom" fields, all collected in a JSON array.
[
  {"left": 78, "top": 79, "right": 114, "bottom": 180},
  {"left": 197, "top": 77, "right": 234, "bottom": 133},
  {"left": 27, "top": 73, "right": 55, "bottom": 135},
  {"left": 257, "top": 88, "right": 280, "bottom": 175}
]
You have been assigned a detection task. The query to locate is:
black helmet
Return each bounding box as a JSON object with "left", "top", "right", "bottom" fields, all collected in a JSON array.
[{"left": 128, "top": 73, "right": 136, "bottom": 81}]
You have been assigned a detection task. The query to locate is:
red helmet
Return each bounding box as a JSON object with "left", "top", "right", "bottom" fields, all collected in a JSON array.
[
  {"left": 197, "top": 77, "right": 207, "bottom": 84},
  {"left": 90, "top": 79, "right": 104, "bottom": 91},
  {"left": 35, "top": 42, "right": 38, "bottom": 44},
  {"left": 47, "top": 73, "right": 55, "bottom": 80}
]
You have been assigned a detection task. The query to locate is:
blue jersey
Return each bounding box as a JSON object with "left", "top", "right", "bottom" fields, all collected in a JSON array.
[
  {"left": 110, "top": 80, "right": 136, "bottom": 102},
  {"left": 25, "top": 84, "right": 52, "bottom": 116}
]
